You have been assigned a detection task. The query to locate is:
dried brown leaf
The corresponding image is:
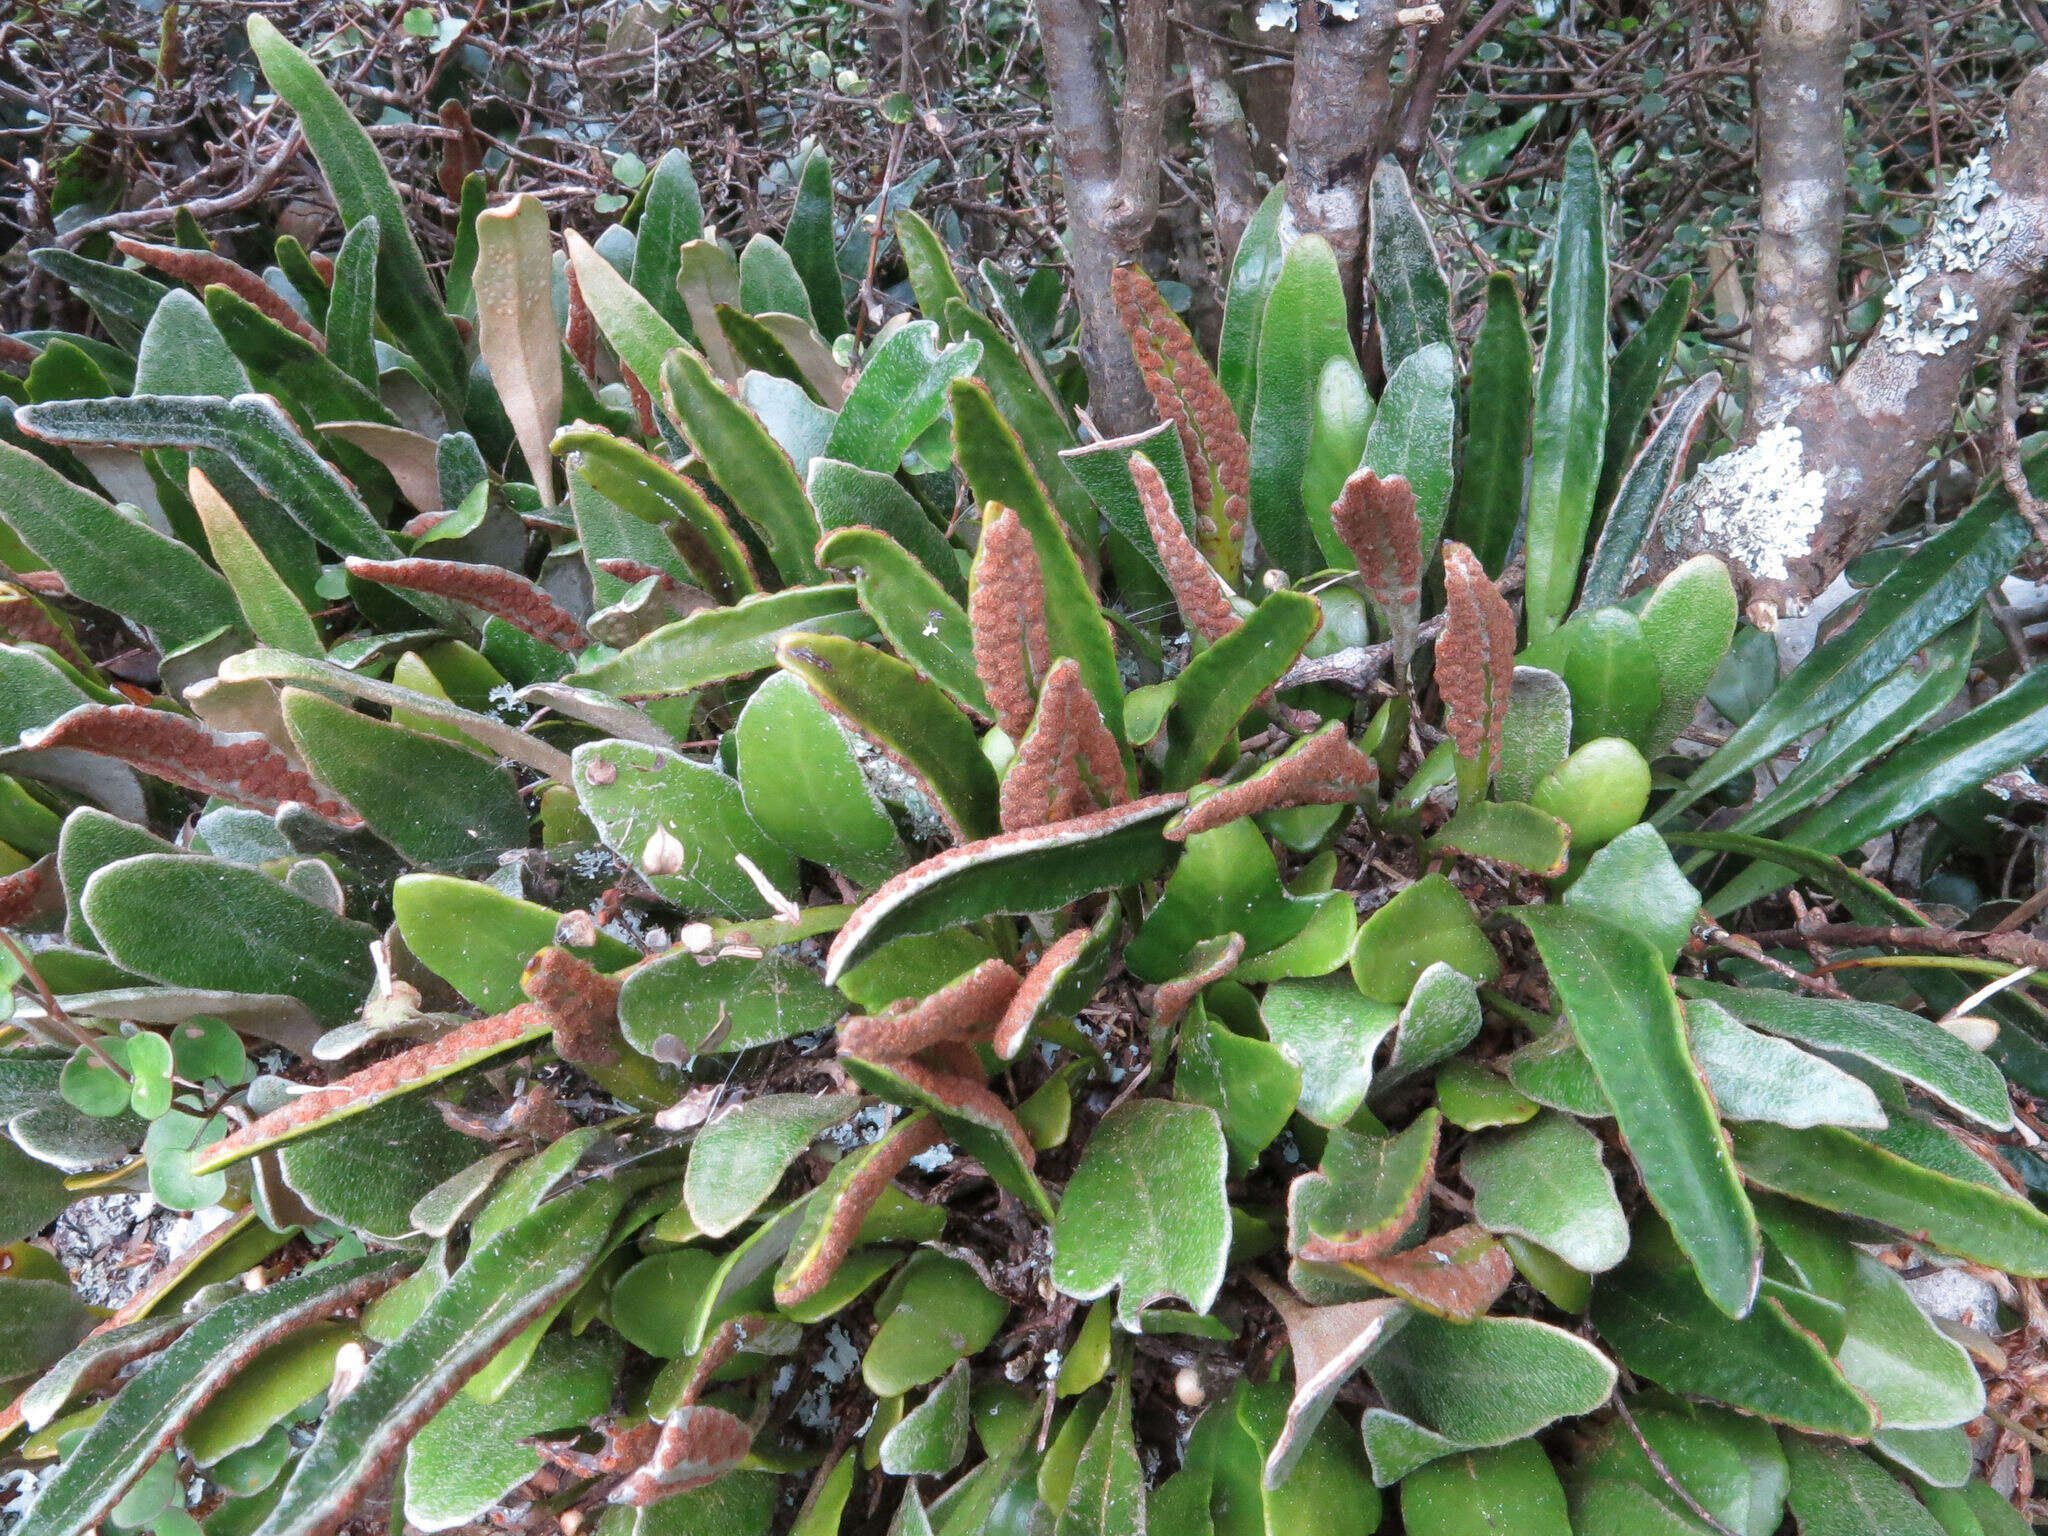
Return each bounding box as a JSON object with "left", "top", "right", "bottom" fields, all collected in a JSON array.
[
  {"left": 775, "top": 1113, "right": 944, "bottom": 1307},
  {"left": 1437, "top": 541, "right": 1516, "bottom": 765},
  {"left": 0, "top": 583, "right": 90, "bottom": 670},
  {"left": 436, "top": 101, "right": 484, "bottom": 202},
  {"left": 994, "top": 925, "right": 1092, "bottom": 1060},
  {"left": 317, "top": 422, "right": 443, "bottom": 514},
  {"left": 1247, "top": 1274, "right": 1405, "bottom": 1490},
  {"left": 0, "top": 855, "right": 54, "bottom": 930},
  {"left": 565, "top": 261, "right": 600, "bottom": 381},
  {"left": 521, "top": 946, "right": 626, "bottom": 1068},
  {"left": 115, "top": 239, "right": 324, "bottom": 348},
  {"left": 343, "top": 556, "right": 588, "bottom": 652},
  {"left": 969, "top": 504, "right": 1052, "bottom": 740},
  {"left": 19, "top": 704, "right": 359, "bottom": 825},
  {"left": 837, "top": 958, "right": 1022, "bottom": 1059},
  {"left": 998, "top": 657, "right": 1129, "bottom": 833},
  {"left": 1112, "top": 265, "right": 1249, "bottom": 569},
  {"left": 1153, "top": 932, "right": 1245, "bottom": 1033},
  {"left": 1168, "top": 724, "right": 1377, "bottom": 841},
  {"left": 1130, "top": 451, "right": 1239, "bottom": 644},
  {"left": 1331, "top": 469, "right": 1421, "bottom": 662},
  {"left": 1342, "top": 1223, "right": 1512, "bottom": 1322},
  {"left": 614, "top": 1406, "right": 753, "bottom": 1503},
  {"left": 473, "top": 195, "right": 564, "bottom": 506}
]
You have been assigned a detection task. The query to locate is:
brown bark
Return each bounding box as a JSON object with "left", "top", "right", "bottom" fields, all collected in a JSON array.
[
  {"left": 1033, "top": 0, "right": 1172, "bottom": 434},
  {"left": 1283, "top": 0, "right": 1401, "bottom": 303},
  {"left": 1752, "top": 0, "right": 1853, "bottom": 408},
  {"left": 1656, "top": 64, "right": 2048, "bottom": 622}
]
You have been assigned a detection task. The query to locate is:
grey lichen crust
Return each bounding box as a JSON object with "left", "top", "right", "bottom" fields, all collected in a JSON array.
[
  {"left": 1878, "top": 143, "right": 2013, "bottom": 357},
  {"left": 1663, "top": 425, "right": 1827, "bottom": 586}
]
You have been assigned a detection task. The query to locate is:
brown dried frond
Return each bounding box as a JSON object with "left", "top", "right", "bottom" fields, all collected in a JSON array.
[
  {"left": 1130, "top": 452, "right": 1239, "bottom": 644},
  {"left": 1437, "top": 541, "right": 1516, "bottom": 764},
  {"left": 115, "top": 239, "right": 324, "bottom": 348},
  {"left": 14, "top": 570, "right": 66, "bottom": 597},
  {"left": 0, "top": 857, "right": 53, "bottom": 929},
  {"left": 969, "top": 504, "right": 1051, "bottom": 739},
  {"left": 1168, "top": 724, "right": 1377, "bottom": 841},
  {"left": 0, "top": 583, "right": 89, "bottom": 670},
  {"left": 994, "top": 925, "right": 1093, "bottom": 1060},
  {"left": 614, "top": 1406, "right": 753, "bottom": 1504},
  {"left": 885, "top": 1051, "right": 1036, "bottom": 1168},
  {"left": 1331, "top": 470, "right": 1422, "bottom": 654},
  {"left": 195, "top": 1003, "right": 555, "bottom": 1169},
  {"left": 998, "top": 658, "right": 1130, "bottom": 833},
  {"left": 436, "top": 101, "right": 484, "bottom": 202},
  {"left": 1111, "top": 265, "right": 1249, "bottom": 563},
  {"left": 837, "top": 958, "right": 1022, "bottom": 1059},
  {"left": 1344, "top": 1224, "right": 1513, "bottom": 1323},
  {"left": 775, "top": 1114, "right": 944, "bottom": 1306},
  {"left": 1153, "top": 932, "right": 1245, "bottom": 1033},
  {"left": 564, "top": 261, "right": 600, "bottom": 381},
  {"left": 522, "top": 947, "right": 626, "bottom": 1068},
  {"left": 344, "top": 556, "right": 589, "bottom": 653},
  {"left": 21, "top": 704, "right": 359, "bottom": 825}
]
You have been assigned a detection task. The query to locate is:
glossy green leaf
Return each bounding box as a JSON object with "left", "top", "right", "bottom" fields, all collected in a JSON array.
[
  {"left": 897, "top": 211, "right": 971, "bottom": 336},
  {"left": 839, "top": 1048, "right": 1051, "bottom": 1218},
  {"left": 260, "top": 1186, "right": 621, "bottom": 1536},
  {"left": 1363, "top": 1314, "right": 1617, "bottom": 1483},
  {"left": 204, "top": 284, "right": 396, "bottom": 442},
  {"left": 815, "top": 524, "right": 987, "bottom": 717},
  {"left": 1175, "top": 997, "right": 1301, "bottom": 1173},
  {"left": 577, "top": 584, "right": 872, "bottom": 700},
  {"left": 1059, "top": 420, "right": 1198, "bottom": 586},
  {"left": 25, "top": 250, "right": 165, "bottom": 350},
  {"left": 809, "top": 456, "right": 968, "bottom": 601},
  {"left": 737, "top": 669, "right": 904, "bottom": 886},
  {"left": 950, "top": 379, "right": 1122, "bottom": 733},
  {"left": 324, "top": 215, "right": 379, "bottom": 389},
  {"left": 1463, "top": 1110, "right": 1627, "bottom": 1272},
  {"left": 1676, "top": 980, "right": 2011, "bottom": 1129},
  {"left": 826, "top": 321, "right": 980, "bottom": 473},
  {"left": 1362, "top": 342, "right": 1457, "bottom": 551},
  {"left": 1592, "top": 1214, "right": 1877, "bottom": 1436},
  {"left": 1523, "top": 132, "right": 1610, "bottom": 638},
  {"left": 280, "top": 689, "right": 527, "bottom": 872},
  {"left": 1248, "top": 235, "right": 1351, "bottom": 578},
  {"left": 1369, "top": 159, "right": 1451, "bottom": 373},
  {"left": 1514, "top": 904, "right": 1759, "bottom": 1316},
  {"left": 1731, "top": 1120, "right": 2048, "bottom": 1275},
  {"left": 1376, "top": 963, "right": 1484, "bottom": 1097},
  {"left": 1595, "top": 275, "right": 1692, "bottom": 515},
  {"left": 882, "top": 1360, "right": 972, "bottom": 1477},
  {"left": 946, "top": 301, "right": 1097, "bottom": 543},
  {"left": 246, "top": 17, "right": 465, "bottom": 400},
  {"left": 188, "top": 469, "right": 321, "bottom": 656},
  {"left": 1452, "top": 274, "right": 1534, "bottom": 577},
  {"left": 1713, "top": 666, "right": 2048, "bottom": 915},
  {"left": 572, "top": 738, "right": 796, "bottom": 918},
  {"left": 1782, "top": 1435, "right": 1943, "bottom": 1536},
  {"left": 1565, "top": 608, "right": 1660, "bottom": 748},
  {"left": 1401, "top": 1442, "right": 1571, "bottom": 1536},
  {"left": 863, "top": 1251, "right": 1008, "bottom": 1397},
  {"left": 685, "top": 1093, "right": 860, "bottom": 1238},
  {"left": 777, "top": 629, "right": 999, "bottom": 840},
  {"left": 81, "top": 854, "right": 375, "bottom": 1026},
  {"left": 1161, "top": 590, "right": 1319, "bottom": 788},
  {"left": 1260, "top": 976, "right": 1399, "bottom": 1128},
  {"left": 1302, "top": 355, "right": 1375, "bottom": 569},
  {"left": 1217, "top": 184, "right": 1287, "bottom": 424},
  {"left": 274, "top": 1086, "right": 484, "bottom": 1237},
  {"left": 0, "top": 441, "right": 238, "bottom": 651},
  {"left": 15, "top": 1251, "right": 407, "bottom": 1536},
  {"left": 1564, "top": 824, "right": 1698, "bottom": 968},
  {"left": 1570, "top": 1398, "right": 1788, "bottom": 1536},
  {"left": 1349, "top": 873, "right": 1499, "bottom": 1007},
  {"left": 390, "top": 873, "right": 637, "bottom": 1012},
  {"left": 1426, "top": 801, "right": 1570, "bottom": 877},
  {"left": 565, "top": 228, "right": 687, "bottom": 398},
  {"left": 1661, "top": 478, "right": 2033, "bottom": 817},
  {"left": 0, "top": 1277, "right": 92, "bottom": 1388},
  {"left": 1288, "top": 1110, "right": 1439, "bottom": 1259},
  {"left": 1635, "top": 556, "right": 1739, "bottom": 755},
  {"left": 16, "top": 394, "right": 402, "bottom": 565},
  {"left": 1053, "top": 1098, "right": 1231, "bottom": 1329},
  {"left": 632, "top": 150, "right": 705, "bottom": 335},
  {"left": 619, "top": 946, "right": 843, "bottom": 1058},
  {"left": 1578, "top": 373, "right": 1722, "bottom": 613}
]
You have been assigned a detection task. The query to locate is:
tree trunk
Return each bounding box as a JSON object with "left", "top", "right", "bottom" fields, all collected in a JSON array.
[
  {"left": 1751, "top": 0, "right": 1852, "bottom": 410},
  {"left": 1654, "top": 64, "right": 2048, "bottom": 624},
  {"left": 1033, "top": 0, "right": 1170, "bottom": 437},
  {"left": 1182, "top": 0, "right": 1262, "bottom": 268},
  {"left": 1282, "top": 0, "right": 1400, "bottom": 305}
]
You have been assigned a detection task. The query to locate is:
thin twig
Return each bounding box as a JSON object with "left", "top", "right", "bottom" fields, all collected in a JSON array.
[{"left": 1611, "top": 1393, "right": 1746, "bottom": 1536}]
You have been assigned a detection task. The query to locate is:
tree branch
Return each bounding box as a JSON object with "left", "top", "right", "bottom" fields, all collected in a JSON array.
[
  {"left": 1283, "top": 0, "right": 1401, "bottom": 300},
  {"left": 1751, "top": 0, "right": 1852, "bottom": 406},
  {"left": 1654, "top": 64, "right": 2048, "bottom": 623},
  {"left": 1180, "top": 0, "right": 1262, "bottom": 265}
]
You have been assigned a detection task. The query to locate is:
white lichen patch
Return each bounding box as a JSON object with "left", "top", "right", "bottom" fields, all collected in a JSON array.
[
  {"left": 1878, "top": 145, "right": 2012, "bottom": 355},
  {"left": 1666, "top": 426, "right": 1826, "bottom": 582}
]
